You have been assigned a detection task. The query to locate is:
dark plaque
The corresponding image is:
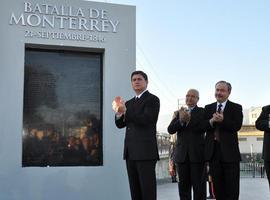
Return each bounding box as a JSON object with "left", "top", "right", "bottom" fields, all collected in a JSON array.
[{"left": 22, "top": 47, "right": 103, "bottom": 167}]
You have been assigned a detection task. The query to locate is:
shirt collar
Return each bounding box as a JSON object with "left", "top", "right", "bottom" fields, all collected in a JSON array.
[
  {"left": 216, "top": 100, "right": 228, "bottom": 111},
  {"left": 135, "top": 89, "right": 148, "bottom": 99},
  {"left": 188, "top": 106, "right": 196, "bottom": 111}
]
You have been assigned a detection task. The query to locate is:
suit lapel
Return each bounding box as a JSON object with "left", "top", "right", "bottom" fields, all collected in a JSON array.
[
  {"left": 211, "top": 103, "right": 217, "bottom": 114},
  {"left": 190, "top": 106, "right": 198, "bottom": 122},
  {"left": 136, "top": 91, "right": 149, "bottom": 103},
  {"left": 191, "top": 106, "right": 198, "bottom": 115},
  {"left": 131, "top": 91, "right": 149, "bottom": 108},
  {"left": 223, "top": 100, "right": 231, "bottom": 115}
]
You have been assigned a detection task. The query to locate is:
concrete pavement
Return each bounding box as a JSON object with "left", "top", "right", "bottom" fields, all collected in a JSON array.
[{"left": 157, "top": 178, "right": 270, "bottom": 200}]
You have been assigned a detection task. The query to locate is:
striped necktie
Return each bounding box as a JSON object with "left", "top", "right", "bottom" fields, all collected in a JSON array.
[
  {"left": 217, "top": 104, "right": 222, "bottom": 113},
  {"left": 215, "top": 104, "right": 223, "bottom": 141}
]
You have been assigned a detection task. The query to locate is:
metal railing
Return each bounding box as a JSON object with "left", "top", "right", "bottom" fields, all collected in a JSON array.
[
  {"left": 240, "top": 162, "right": 266, "bottom": 178},
  {"left": 157, "top": 134, "right": 170, "bottom": 157},
  {"left": 156, "top": 134, "right": 267, "bottom": 179}
]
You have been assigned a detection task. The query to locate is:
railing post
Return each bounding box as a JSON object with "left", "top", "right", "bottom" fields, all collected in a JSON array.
[{"left": 253, "top": 161, "right": 255, "bottom": 178}]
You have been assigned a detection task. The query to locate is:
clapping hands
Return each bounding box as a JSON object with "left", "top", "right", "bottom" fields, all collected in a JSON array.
[
  {"left": 112, "top": 96, "right": 126, "bottom": 115},
  {"left": 210, "top": 111, "right": 224, "bottom": 124},
  {"left": 178, "top": 107, "right": 191, "bottom": 123}
]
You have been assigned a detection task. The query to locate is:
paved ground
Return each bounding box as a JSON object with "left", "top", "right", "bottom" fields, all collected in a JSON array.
[{"left": 157, "top": 178, "right": 270, "bottom": 200}]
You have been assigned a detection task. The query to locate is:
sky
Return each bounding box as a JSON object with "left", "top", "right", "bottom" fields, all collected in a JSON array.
[{"left": 92, "top": 0, "right": 270, "bottom": 129}]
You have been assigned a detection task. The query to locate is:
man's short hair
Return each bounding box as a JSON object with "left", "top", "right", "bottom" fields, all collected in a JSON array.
[
  {"left": 131, "top": 70, "right": 148, "bottom": 81},
  {"left": 187, "top": 89, "right": 200, "bottom": 99},
  {"left": 215, "top": 80, "right": 232, "bottom": 92}
]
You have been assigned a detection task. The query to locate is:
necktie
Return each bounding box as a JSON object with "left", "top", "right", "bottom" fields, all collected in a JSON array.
[
  {"left": 215, "top": 104, "right": 223, "bottom": 141},
  {"left": 217, "top": 104, "right": 222, "bottom": 113}
]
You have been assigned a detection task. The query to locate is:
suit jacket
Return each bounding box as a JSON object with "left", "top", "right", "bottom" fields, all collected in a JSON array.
[
  {"left": 255, "top": 105, "right": 270, "bottom": 161},
  {"left": 203, "top": 100, "right": 243, "bottom": 162},
  {"left": 167, "top": 106, "right": 205, "bottom": 163},
  {"left": 115, "top": 91, "right": 160, "bottom": 160}
]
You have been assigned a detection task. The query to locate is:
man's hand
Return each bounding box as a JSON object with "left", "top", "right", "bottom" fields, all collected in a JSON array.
[
  {"left": 112, "top": 96, "right": 126, "bottom": 115},
  {"left": 211, "top": 111, "right": 224, "bottom": 124},
  {"left": 178, "top": 107, "right": 191, "bottom": 123}
]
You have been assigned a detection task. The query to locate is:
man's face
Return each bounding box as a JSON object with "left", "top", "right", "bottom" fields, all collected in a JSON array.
[
  {"left": 215, "top": 83, "right": 230, "bottom": 103},
  {"left": 131, "top": 74, "right": 148, "bottom": 94},
  {"left": 185, "top": 90, "right": 199, "bottom": 107}
]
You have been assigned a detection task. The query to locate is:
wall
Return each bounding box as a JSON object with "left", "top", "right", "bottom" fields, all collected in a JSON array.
[{"left": 0, "top": 0, "right": 135, "bottom": 199}]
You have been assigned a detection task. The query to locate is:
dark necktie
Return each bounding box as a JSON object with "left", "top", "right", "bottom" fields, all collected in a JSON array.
[
  {"left": 215, "top": 104, "right": 223, "bottom": 141},
  {"left": 217, "top": 104, "right": 222, "bottom": 113}
]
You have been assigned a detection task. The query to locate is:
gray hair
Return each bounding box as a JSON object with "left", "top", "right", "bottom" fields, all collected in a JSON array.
[
  {"left": 215, "top": 80, "right": 232, "bottom": 92},
  {"left": 187, "top": 89, "right": 199, "bottom": 99}
]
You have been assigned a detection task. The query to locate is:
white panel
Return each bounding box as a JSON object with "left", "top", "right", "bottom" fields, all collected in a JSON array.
[{"left": 0, "top": 0, "right": 135, "bottom": 199}]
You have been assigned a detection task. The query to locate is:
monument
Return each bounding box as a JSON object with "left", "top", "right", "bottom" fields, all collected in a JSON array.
[{"left": 0, "top": 0, "right": 135, "bottom": 199}]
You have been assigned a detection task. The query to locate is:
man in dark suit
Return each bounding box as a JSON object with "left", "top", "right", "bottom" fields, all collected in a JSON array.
[
  {"left": 255, "top": 105, "right": 270, "bottom": 189},
  {"left": 203, "top": 81, "right": 243, "bottom": 200},
  {"left": 113, "top": 70, "right": 160, "bottom": 200},
  {"left": 168, "top": 89, "right": 206, "bottom": 200}
]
